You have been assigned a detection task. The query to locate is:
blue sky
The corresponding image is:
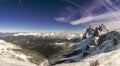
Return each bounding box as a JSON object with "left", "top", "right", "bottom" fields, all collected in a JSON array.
[
  {"left": 0, "top": 0, "right": 86, "bottom": 32},
  {"left": 0, "top": 0, "right": 120, "bottom": 32}
]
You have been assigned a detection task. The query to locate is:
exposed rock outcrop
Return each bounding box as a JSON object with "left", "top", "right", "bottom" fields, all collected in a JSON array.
[
  {"left": 83, "top": 25, "right": 95, "bottom": 39},
  {"left": 83, "top": 24, "right": 108, "bottom": 40}
]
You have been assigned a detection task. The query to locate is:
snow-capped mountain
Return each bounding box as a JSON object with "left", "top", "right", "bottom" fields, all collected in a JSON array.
[
  {"left": 40, "top": 24, "right": 120, "bottom": 66},
  {"left": 55, "top": 29, "right": 120, "bottom": 66}
]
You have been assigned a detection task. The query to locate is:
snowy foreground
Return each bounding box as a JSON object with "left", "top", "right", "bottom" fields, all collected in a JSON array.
[
  {"left": 0, "top": 40, "right": 40, "bottom": 66},
  {"left": 55, "top": 46, "right": 120, "bottom": 66}
]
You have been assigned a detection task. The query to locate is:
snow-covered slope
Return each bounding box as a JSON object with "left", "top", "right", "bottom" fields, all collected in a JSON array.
[
  {"left": 55, "top": 35, "right": 120, "bottom": 66},
  {"left": 0, "top": 39, "right": 44, "bottom": 66},
  {"left": 55, "top": 47, "right": 120, "bottom": 66}
]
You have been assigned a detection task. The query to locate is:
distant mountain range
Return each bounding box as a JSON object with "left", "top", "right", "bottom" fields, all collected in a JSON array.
[{"left": 0, "top": 32, "right": 82, "bottom": 40}]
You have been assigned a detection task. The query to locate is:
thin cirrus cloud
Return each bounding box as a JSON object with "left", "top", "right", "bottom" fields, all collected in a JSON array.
[
  {"left": 54, "top": 17, "right": 66, "bottom": 23},
  {"left": 70, "top": 16, "right": 93, "bottom": 25},
  {"left": 70, "top": 10, "right": 120, "bottom": 25},
  {"left": 70, "top": 0, "right": 120, "bottom": 25},
  {"left": 54, "top": 6, "right": 81, "bottom": 23},
  {"left": 18, "top": 0, "right": 23, "bottom": 6},
  {"left": 55, "top": 10, "right": 120, "bottom": 30},
  {"left": 54, "top": 0, "right": 120, "bottom": 30},
  {"left": 70, "top": 10, "right": 120, "bottom": 30}
]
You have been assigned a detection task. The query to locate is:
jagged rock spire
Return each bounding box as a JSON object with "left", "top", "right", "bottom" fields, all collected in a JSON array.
[
  {"left": 83, "top": 24, "right": 109, "bottom": 39},
  {"left": 83, "top": 25, "right": 95, "bottom": 39},
  {"left": 98, "top": 24, "right": 108, "bottom": 32}
]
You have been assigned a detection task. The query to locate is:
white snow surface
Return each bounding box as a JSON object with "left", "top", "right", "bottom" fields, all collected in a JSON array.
[
  {"left": 55, "top": 42, "right": 120, "bottom": 66},
  {"left": 0, "top": 39, "right": 38, "bottom": 66},
  {"left": 55, "top": 48, "right": 120, "bottom": 66}
]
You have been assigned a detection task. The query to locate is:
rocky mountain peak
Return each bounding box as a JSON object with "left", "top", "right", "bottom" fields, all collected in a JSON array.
[
  {"left": 83, "top": 25, "right": 95, "bottom": 39},
  {"left": 53, "top": 25, "right": 120, "bottom": 66},
  {"left": 83, "top": 24, "right": 109, "bottom": 39},
  {"left": 98, "top": 24, "right": 108, "bottom": 32}
]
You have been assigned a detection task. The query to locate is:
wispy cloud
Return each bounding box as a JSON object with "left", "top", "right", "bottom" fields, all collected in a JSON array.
[
  {"left": 70, "top": 10, "right": 120, "bottom": 30},
  {"left": 54, "top": 17, "right": 66, "bottom": 22},
  {"left": 54, "top": 0, "right": 109, "bottom": 24},
  {"left": 63, "top": 0, "right": 91, "bottom": 15},
  {"left": 18, "top": 0, "right": 23, "bottom": 6},
  {"left": 70, "top": 16, "right": 93, "bottom": 25},
  {"left": 70, "top": 10, "right": 120, "bottom": 25},
  {"left": 54, "top": 6, "right": 81, "bottom": 23},
  {"left": 55, "top": 0, "right": 120, "bottom": 30}
]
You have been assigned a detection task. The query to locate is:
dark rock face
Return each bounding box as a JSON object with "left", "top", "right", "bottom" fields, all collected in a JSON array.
[
  {"left": 113, "top": 38, "right": 118, "bottom": 46},
  {"left": 86, "top": 25, "right": 95, "bottom": 35},
  {"left": 83, "top": 24, "right": 109, "bottom": 40},
  {"left": 98, "top": 34, "right": 107, "bottom": 45},
  {"left": 83, "top": 51, "right": 89, "bottom": 58},
  {"left": 63, "top": 50, "right": 82, "bottom": 58},
  {"left": 83, "top": 25, "right": 95, "bottom": 39},
  {"left": 98, "top": 24, "right": 108, "bottom": 32},
  {"left": 94, "top": 24, "right": 108, "bottom": 37},
  {"left": 93, "top": 27, "right": 100, "bottom": 37},
  {"left": 106, "top": 30, "right": 120, "bottom": 46}
]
